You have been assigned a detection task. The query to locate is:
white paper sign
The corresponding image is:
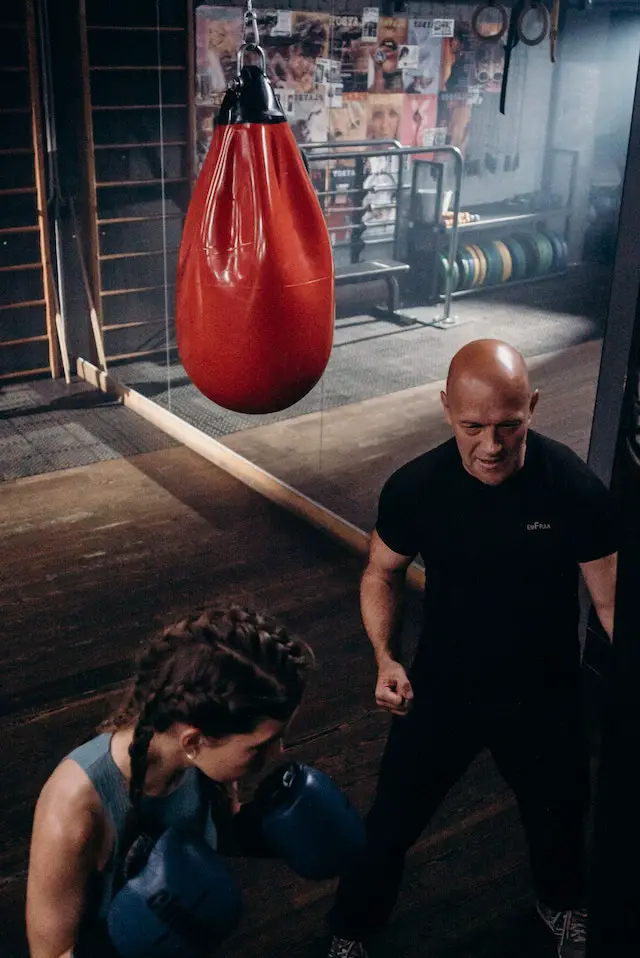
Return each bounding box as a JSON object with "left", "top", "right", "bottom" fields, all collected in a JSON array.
[
  {"left": 361, "top": 7, "right": 380, "bottom": 42},
  {"left": 272, "top": 10, "right": 292, "bottom": 36},
  {"left": 432, "top": 18, "right": 455, "bottom": 38}
]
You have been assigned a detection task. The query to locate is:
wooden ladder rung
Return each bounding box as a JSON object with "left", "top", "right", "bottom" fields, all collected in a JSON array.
[
  {"left": 94, "top": 140, "right": 187, "bottom": 150},
  {"left": 92, "top": 103, "right": 187, "bottom": 111},
  {"left": 87, "top": 25, "right": 185, "bottom": 32},
  {"left": 97, "top": 213, "right": 183, "bottom": 225},
  {"left": 0, "top": 334, "right": 48, "bottom": 348},
  {"left": 0, "top": 298, "right": 45, "bottom": 311},
  {"left": 0, "top": 224, "right": 39, "bottom": 236},
  {"left": 103, "top": 319, "right": 167, "bottom": 332},
  {"left": 96, "top": 177, "right": 188, "bottom": 188},
  {"left": 90, "top": 65, "right": 185, "bottom": 72},
  {"left": 100, "top": 248, "right": 179, "bottom": 261},
  {"left": 101, "top": 283, "right": 176, "bottom": 297},
  {"left": 0, "top": 186, "right": 36, "bottom": 196},
  {"left": 0, "top": 262, "right": 41, "bottom": 274}
]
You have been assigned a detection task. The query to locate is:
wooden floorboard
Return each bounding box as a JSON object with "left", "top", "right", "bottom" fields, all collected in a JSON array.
[
  {"left": 0, "top": 443, "right": 557, "bottom": 958},
  {"left": 223, "top": 339, "right": 602, "bottom": 534}
]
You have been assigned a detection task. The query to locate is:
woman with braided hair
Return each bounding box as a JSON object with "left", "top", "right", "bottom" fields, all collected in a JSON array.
[{"left": 26, "top": 606, "right": 314, "bottom": 958}]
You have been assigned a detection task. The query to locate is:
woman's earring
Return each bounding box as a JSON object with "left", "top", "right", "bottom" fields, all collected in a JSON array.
[{"left": 185, "top": 750, "right": 197, "bottom": 762}]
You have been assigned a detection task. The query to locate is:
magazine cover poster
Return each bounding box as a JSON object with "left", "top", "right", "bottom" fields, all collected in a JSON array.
[
  {"left": 403, "top": 19, "right": 442, "bottom": 94},
  {"left": 330, "top": 14, "right": 369, "bottom": 92},
  {"left": 262, "top": 12, "right": 331, "bottom": 92},
  {"left": 366, "top": 93, "right": 403, "bottom": 141},
  {"left": 195, "top": 6, "right": 242, "bottom": 100},
  {"left": 440, "top": 7, "right": 505, "bottom": 95},
  {"left": 289, "top": 91, "right": 328, "bottom": 144},
  {"left": 328, "top": 92, "right": 367, "bottom": 142},
  {"left": 195, "top": 101, "right": 224, "bottom": 175},
  {"left": 367, "top": 16, "right": 409, "bottom": 93},
  {"left": 399, "top": 94, "right": 438, "bottom": 147}
]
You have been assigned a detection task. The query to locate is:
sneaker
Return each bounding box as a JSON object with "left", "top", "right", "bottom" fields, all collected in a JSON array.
[
  {"left": 327, "top": 937, "right": 369, "bottom": 958},
  {"left": 536, "top": 901, "right": 588, "bottom": 958}
]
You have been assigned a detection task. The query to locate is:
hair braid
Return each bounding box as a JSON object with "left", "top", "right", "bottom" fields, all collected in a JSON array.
[{"left": 101, "top": 605, "right": 314, "bottom": 771}]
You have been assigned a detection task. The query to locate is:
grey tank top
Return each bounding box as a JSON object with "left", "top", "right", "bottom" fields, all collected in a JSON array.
[{"left": 67, "top": 733, "right": 218, "bottom": 924}]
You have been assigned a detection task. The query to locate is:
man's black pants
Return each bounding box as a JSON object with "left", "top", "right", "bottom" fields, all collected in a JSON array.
[{"left": 327, "top": 678, "right": 590, "bottom": 941}]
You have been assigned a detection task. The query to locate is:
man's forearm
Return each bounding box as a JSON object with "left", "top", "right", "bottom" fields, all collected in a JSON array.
[{"left": 360, "top": 567, "right": 405, "bottom": 665}]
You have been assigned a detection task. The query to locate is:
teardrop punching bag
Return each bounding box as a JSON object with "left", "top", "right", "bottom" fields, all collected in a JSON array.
[{"left": 176, "top": 47, "right": 335, "bottom": 415}]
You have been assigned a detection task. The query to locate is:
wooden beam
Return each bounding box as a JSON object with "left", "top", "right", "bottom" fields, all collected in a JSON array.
[
  {"left": 186, "top": 0, "right": 196, "bottom": 190},
  {"left": 79, "top": 0, "right": 104, "bottom": 366},
  {"left": 75, "top": 357, "right": 426, "bottom": 593},
  {"left": 26, "top": 0, "right": 59, "bottom": 379}
]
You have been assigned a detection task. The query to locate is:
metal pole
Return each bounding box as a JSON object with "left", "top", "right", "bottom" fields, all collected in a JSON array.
[{"left": 308, "top": 144, "right": 463, "bottom": 327}]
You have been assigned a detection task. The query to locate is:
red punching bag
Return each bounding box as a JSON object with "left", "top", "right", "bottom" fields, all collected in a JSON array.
[{"left": 176, "top": 56, "right": 335, "bottom": 415}]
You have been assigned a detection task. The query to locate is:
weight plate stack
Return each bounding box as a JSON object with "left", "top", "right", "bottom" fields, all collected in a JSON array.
[{"left": 479, "top": 241, "right": 503, "bottom": 285}]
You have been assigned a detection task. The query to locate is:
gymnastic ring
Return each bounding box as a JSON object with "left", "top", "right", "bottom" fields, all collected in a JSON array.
[
  {"left": 517, "top": 1, "right": 550, "bottom": 46},
  {"left": 471, "top": 3, "right": 509, "bottom": 41}
]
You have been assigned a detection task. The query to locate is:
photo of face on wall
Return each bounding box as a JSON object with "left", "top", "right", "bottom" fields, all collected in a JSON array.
[
  {"left": 367, "top": 16, "right": 408, "bottom": 94},
  {"left": 399, "top": 94, "right": 438, "bottom": 147},
  {"left": 195, "top": 7, "right": 243, "bottom": 99},
  {"left": 329, "top": 93, "right": 367, "bottom": 142},
  {"left": 366, "top": 93, "right": 403, "bottom": 141},
  {"left": 265, "top": 12, "right": 330, "bottom": 92},
  {"left": 473, "top": 38, "right": 504, "bottom": 93}
]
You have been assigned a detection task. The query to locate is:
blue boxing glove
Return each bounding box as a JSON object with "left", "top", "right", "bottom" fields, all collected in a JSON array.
[
  {"left": 107, "top": 828, "right": 242, "bottom": 958},
  {"left": 246, "top": 763, "right": 367, "bottom": 880}
]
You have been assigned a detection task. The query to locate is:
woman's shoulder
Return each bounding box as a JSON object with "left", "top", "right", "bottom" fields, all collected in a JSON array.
[{"left": 37, "top": 755, "right": 106, "bottom": 840}]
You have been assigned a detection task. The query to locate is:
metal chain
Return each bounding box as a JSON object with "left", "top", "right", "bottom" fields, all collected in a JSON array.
[{"left": 236, "top": 0, "right": 266, "bottom": 76}]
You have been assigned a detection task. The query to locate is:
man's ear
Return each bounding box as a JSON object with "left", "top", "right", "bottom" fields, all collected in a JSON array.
[
  {"left": 441, "top": 390, "right": 452, "bottom": 425},
  {"left": 529, "top": 389, "right": 540, "bottom": 417}
]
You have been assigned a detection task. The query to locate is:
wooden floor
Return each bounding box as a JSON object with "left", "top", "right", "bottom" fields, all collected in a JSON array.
[
  {"left": 223, "top": 339, "right": 603, "bottom": 534},
  {"left": 1, "top": 444, "right": 560, "bottom": 958}
]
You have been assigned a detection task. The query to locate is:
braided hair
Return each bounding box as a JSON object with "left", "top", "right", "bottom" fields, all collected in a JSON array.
[{"left": 100, "top": 606, "right": 314, "bottom": 809}]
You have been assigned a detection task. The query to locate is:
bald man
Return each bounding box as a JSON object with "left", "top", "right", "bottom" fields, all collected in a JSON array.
[{"left": 327, "top": 340, "right": 617, "bottom": 958}]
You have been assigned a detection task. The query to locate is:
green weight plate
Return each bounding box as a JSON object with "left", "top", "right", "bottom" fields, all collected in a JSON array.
[
  {"left": 482, "top": 242, "right": 503, "bottom": 285},
  {"left": 504, "top": 237, "right": 527, "bottom": 280},
  {"left": 535, "top": 232, "right": 555, "bottom": 274},
  {"left": 540, "top": 229, "right": 564, "bottom": 271},
  {"left": 514, "top": 233, "right": 541, "bottom": 277},
  {"left": 438, "top": 252, "right": 459, "bottom": 294},
  {"left": 456, "top": 251, "right": 470, "bottom": 289}
]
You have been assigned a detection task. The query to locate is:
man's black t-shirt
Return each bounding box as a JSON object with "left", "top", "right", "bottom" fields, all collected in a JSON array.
[{"left": 376, "top": 430, "right": 617, "bottom": 695}]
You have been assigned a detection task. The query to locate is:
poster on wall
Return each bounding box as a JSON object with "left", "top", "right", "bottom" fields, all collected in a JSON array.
[
  {"left": 331, "top": 15, "right": 369, "bottom": 92},
  {"left": 329, "top": 92, "right": 368, "bottom": 142},
  {"left": 289, "top": 92, "right": 328, "bottom": 144},
  {"left": 399, "top": 94, "right": 438, "bottom": 147},
  {"left": 361, "top": 8, "right": 380, "bottom": 42},
  {"left": 440, "top": 7, "right": 505, "bottom": 95},
  {"left": 195, "top": 6, "right": 242, "bottom": 101},
  {"left": 261, "top": 11, "right": 331, "bottom": 92},
  {"left": 367, "top": 16, "right": 408, "bottom": 94},
  {"left": 403, "top": 19, "right": 442, "bottom": 95},
  {"left": 366, "top": 93, "right": 403, "bottom": 141},
  {"left": 438, "top": 5, "right": 503, "bottom": 156}
]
